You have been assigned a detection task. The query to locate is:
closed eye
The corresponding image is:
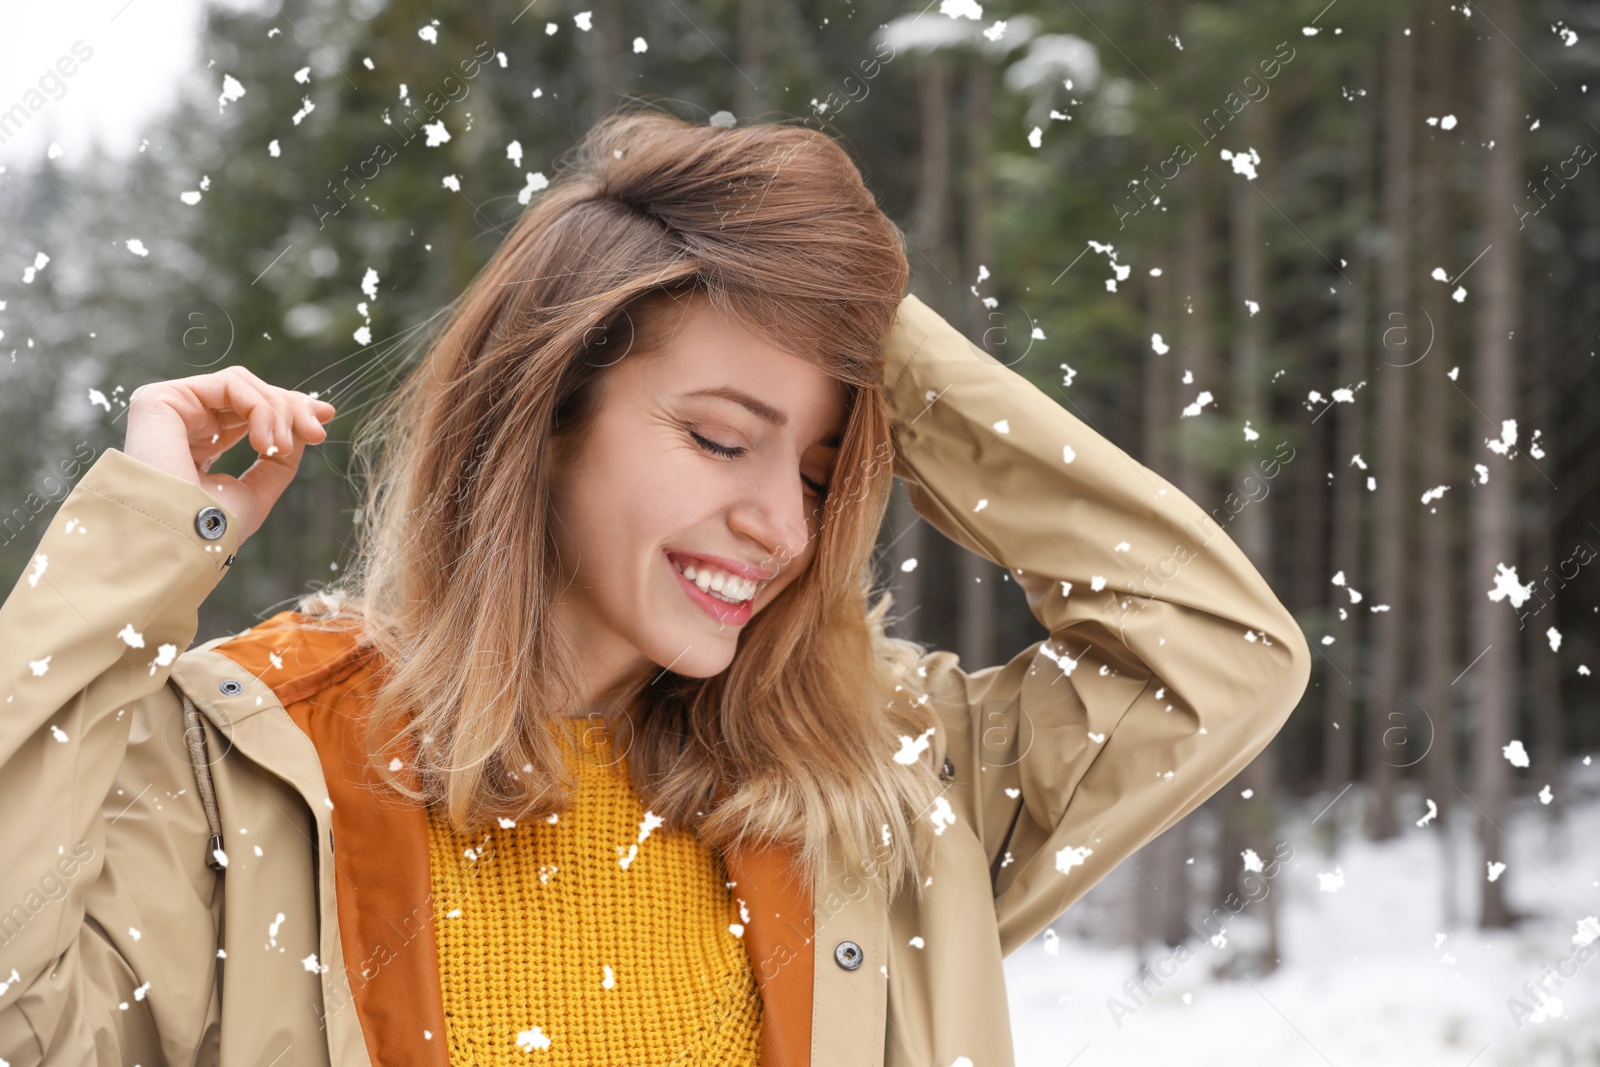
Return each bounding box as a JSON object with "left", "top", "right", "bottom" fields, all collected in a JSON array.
[{"left": 689, "top": 428, "right": 829, "bottom": 500}]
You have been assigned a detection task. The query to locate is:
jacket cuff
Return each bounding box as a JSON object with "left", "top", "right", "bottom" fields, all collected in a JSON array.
[
  {"left": 4, "top": 447, "right": 244, "bottom": 687},
  {"left": 71, "top": 447, "right": 244, "bottom": 572}
]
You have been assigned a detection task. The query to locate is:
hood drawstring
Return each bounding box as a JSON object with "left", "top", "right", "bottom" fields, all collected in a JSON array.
[{"left": 180, "top": 690, "right": 229, "bottom": 873}]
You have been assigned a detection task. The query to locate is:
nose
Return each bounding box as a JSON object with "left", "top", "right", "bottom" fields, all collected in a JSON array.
[{"left": 727, "top": 467, "right": 815, "bottom": 581}]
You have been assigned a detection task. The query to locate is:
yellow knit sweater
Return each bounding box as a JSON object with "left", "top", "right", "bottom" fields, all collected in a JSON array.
[{"left": 425, "top": 717, "right": 763, "bottom": 1066}]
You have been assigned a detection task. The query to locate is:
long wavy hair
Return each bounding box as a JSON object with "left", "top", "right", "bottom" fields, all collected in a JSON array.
[{"left": 294, "top": 108, "right": 944, "bottom": 901}]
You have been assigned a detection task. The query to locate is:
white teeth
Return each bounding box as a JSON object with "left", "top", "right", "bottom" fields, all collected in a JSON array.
[{"left": 673, "top": 557, "right": 756, "bottom": 603}]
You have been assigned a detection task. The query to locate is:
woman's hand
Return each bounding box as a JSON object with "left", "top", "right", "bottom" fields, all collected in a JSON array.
[{"left": 124, "top": 365, "right": 336, "bottom": 547}]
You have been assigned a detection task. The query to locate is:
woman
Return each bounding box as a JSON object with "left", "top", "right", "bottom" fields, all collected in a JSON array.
[{"left": 0, "top": 111, "right": 1311, "bottom": 1067}]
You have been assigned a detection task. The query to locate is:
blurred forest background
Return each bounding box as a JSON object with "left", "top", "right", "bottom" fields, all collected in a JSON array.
[{"left": 3, "top": 0, "right": 1598, "bottom": 1061}]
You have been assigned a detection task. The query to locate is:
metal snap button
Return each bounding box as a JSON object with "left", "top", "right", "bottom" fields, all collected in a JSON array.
[
  {"left": 219, "top": 679, "right": 244, "bottom": 696},
  {"left": 834, "top": 940, "right": 863, "bottom": 970},
  {"left": 941, "top": 756, "right": 955, "bottom": 781},
  {"left": 195, "top": 506, "right": 228, "bottom": 541}
]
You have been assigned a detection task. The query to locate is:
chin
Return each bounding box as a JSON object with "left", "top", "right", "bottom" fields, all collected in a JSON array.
[
  {"left": 664, "top": 646, "right": 737, "bottom": 680},
  {"left": 631, "top": 625, "right": 733, "bottom": 678}
]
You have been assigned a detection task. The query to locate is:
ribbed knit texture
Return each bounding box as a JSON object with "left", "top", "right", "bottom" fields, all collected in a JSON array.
[{"left": 426, "top": 717, "right": 763, "bottom": 1065}]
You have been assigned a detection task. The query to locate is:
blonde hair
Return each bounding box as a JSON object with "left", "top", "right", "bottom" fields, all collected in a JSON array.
[{"left": 295, "top": 107, "right": 945, "bottom": 901}]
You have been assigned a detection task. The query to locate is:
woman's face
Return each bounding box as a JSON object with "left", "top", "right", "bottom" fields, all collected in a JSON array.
[{"left": 549, "top": 294, "right": 847, "bottom": 700}]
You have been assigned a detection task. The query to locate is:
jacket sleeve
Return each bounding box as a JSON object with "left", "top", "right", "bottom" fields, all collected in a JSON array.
[
  {"left": 0, "top": 447, "right": 242, "bottom": 1064},
  {"left": 881, "top": 294, "right": 1311, "bottom": 958}
]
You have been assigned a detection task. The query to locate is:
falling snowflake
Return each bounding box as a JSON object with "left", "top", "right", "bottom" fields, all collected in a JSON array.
[
  {"left": 518, "top": 171, "right": 550, "bottom": 205},
  {"left": 1417, "top": 799, "right": 1438, "bottom": 826},
  {"left": 893, "top": 727, "right": 936, "bottom": 765},
  {"left": 940, "top": 0, "right": 983, "bottom": 20},
  {"left": 1055, "top": 843, "right": 1094, "bottom": 874},
  {"left": 1486, "top": 563, "right": 1534, "bottom": 608},
  {"left": 22, "top": 251, "right": 50, "bottom": 283},
  {"left": 1181, "top": 390, "right": 1215, "bottom": 417},
  {"left": 218, "top": 74, "right": 246, "bottom": 111},
  {"left": 1220, "top": 147, "right": 1262, "bottom": 180},
  {"left": 517, "top": 1027, "right": 553, "bottom": 1052}
]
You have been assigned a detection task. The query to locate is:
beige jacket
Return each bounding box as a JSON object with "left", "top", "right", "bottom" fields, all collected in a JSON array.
[{"left": 0, "top": 293, "right": 1311, "bottom": 1066}]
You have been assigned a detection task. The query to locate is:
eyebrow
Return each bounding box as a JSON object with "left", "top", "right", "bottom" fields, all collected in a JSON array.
[{"left": 684, "top": 386, "right": 843, "bottom": 448}]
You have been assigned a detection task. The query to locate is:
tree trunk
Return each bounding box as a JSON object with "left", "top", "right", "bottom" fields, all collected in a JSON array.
[
  {"left": 890, "top": 55, "right": 959, "bottom": 651},
  {"left": 910, "top": 58, "right": 958, "bottom": 309},
  {"left": 737, "top": 0, "right": 766, "bottom": 119},
  {"left": 1175, "top": 193, "right": 1216, "bottom": 505},
  {"left": 1228, "top": 105, "right": 1269, "bottom": 571},
  {"left": 1322, "top": 54, "right": 1377, "bottom": 814},
  {"left": 1227, "top": 94, "right": 1281, "bottom": 975},
  {"left": 1524, "top": 298, "right": 1564, "bottom": 819},
  {"left": 1471, "top": 0, "right": 1524, "bottom": 931},
  {"left": 1366, "top": 16, "right": 1417, "bottom": 843},
  {"left": 589, "top": 0, "right": 624, "bottom": 123},
  {"left": 1416, "top": 10, "right": 1462, "bottom": 930},
  {"left": 1136, "top": 241, "right": 1192, "bottom": 951}
]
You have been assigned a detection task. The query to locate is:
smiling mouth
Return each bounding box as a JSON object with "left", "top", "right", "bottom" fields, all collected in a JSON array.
[
  {"left": 666, "top": 551, "right": 761, "bottom": 624},
  {"left": 669, "top": 558, "right": 756, "bottom": 603}
]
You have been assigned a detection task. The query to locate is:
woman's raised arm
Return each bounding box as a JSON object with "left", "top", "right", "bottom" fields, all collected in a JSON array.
[
  {"left": 0, "top": 367, "right": 331, "bottom": 1061},
  {"left": 881, "top": 293, "right": 1311, "bottom": 957}
]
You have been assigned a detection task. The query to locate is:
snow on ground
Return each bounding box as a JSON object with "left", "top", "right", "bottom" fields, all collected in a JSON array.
[{"left": 1005, "top": 758, "right": 1600, "bottom": 1066}]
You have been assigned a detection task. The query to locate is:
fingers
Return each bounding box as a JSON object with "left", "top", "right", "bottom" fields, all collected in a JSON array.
[
  {"left": 150, "top": 367, "right": 275, "bottom": 458},
  {"left": 125, "top": 364, "right": 340, "bottom": 524},
  {"left": 292, "top": 392, "right": 337, "bottom": 445},
  {"left": 235, "top": 425, "right": 310, "bottom": 512},
  {"left": 125, "top": 365, "right": 339, "bottom": 546},
  {"left": 176, "top": 367, "right": 335, "bottom": 460}
]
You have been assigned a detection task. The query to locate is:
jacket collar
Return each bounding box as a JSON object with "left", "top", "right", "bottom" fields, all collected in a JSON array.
[{"left": 173, "top": 611, "right": 817, "bottom": 1067}]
